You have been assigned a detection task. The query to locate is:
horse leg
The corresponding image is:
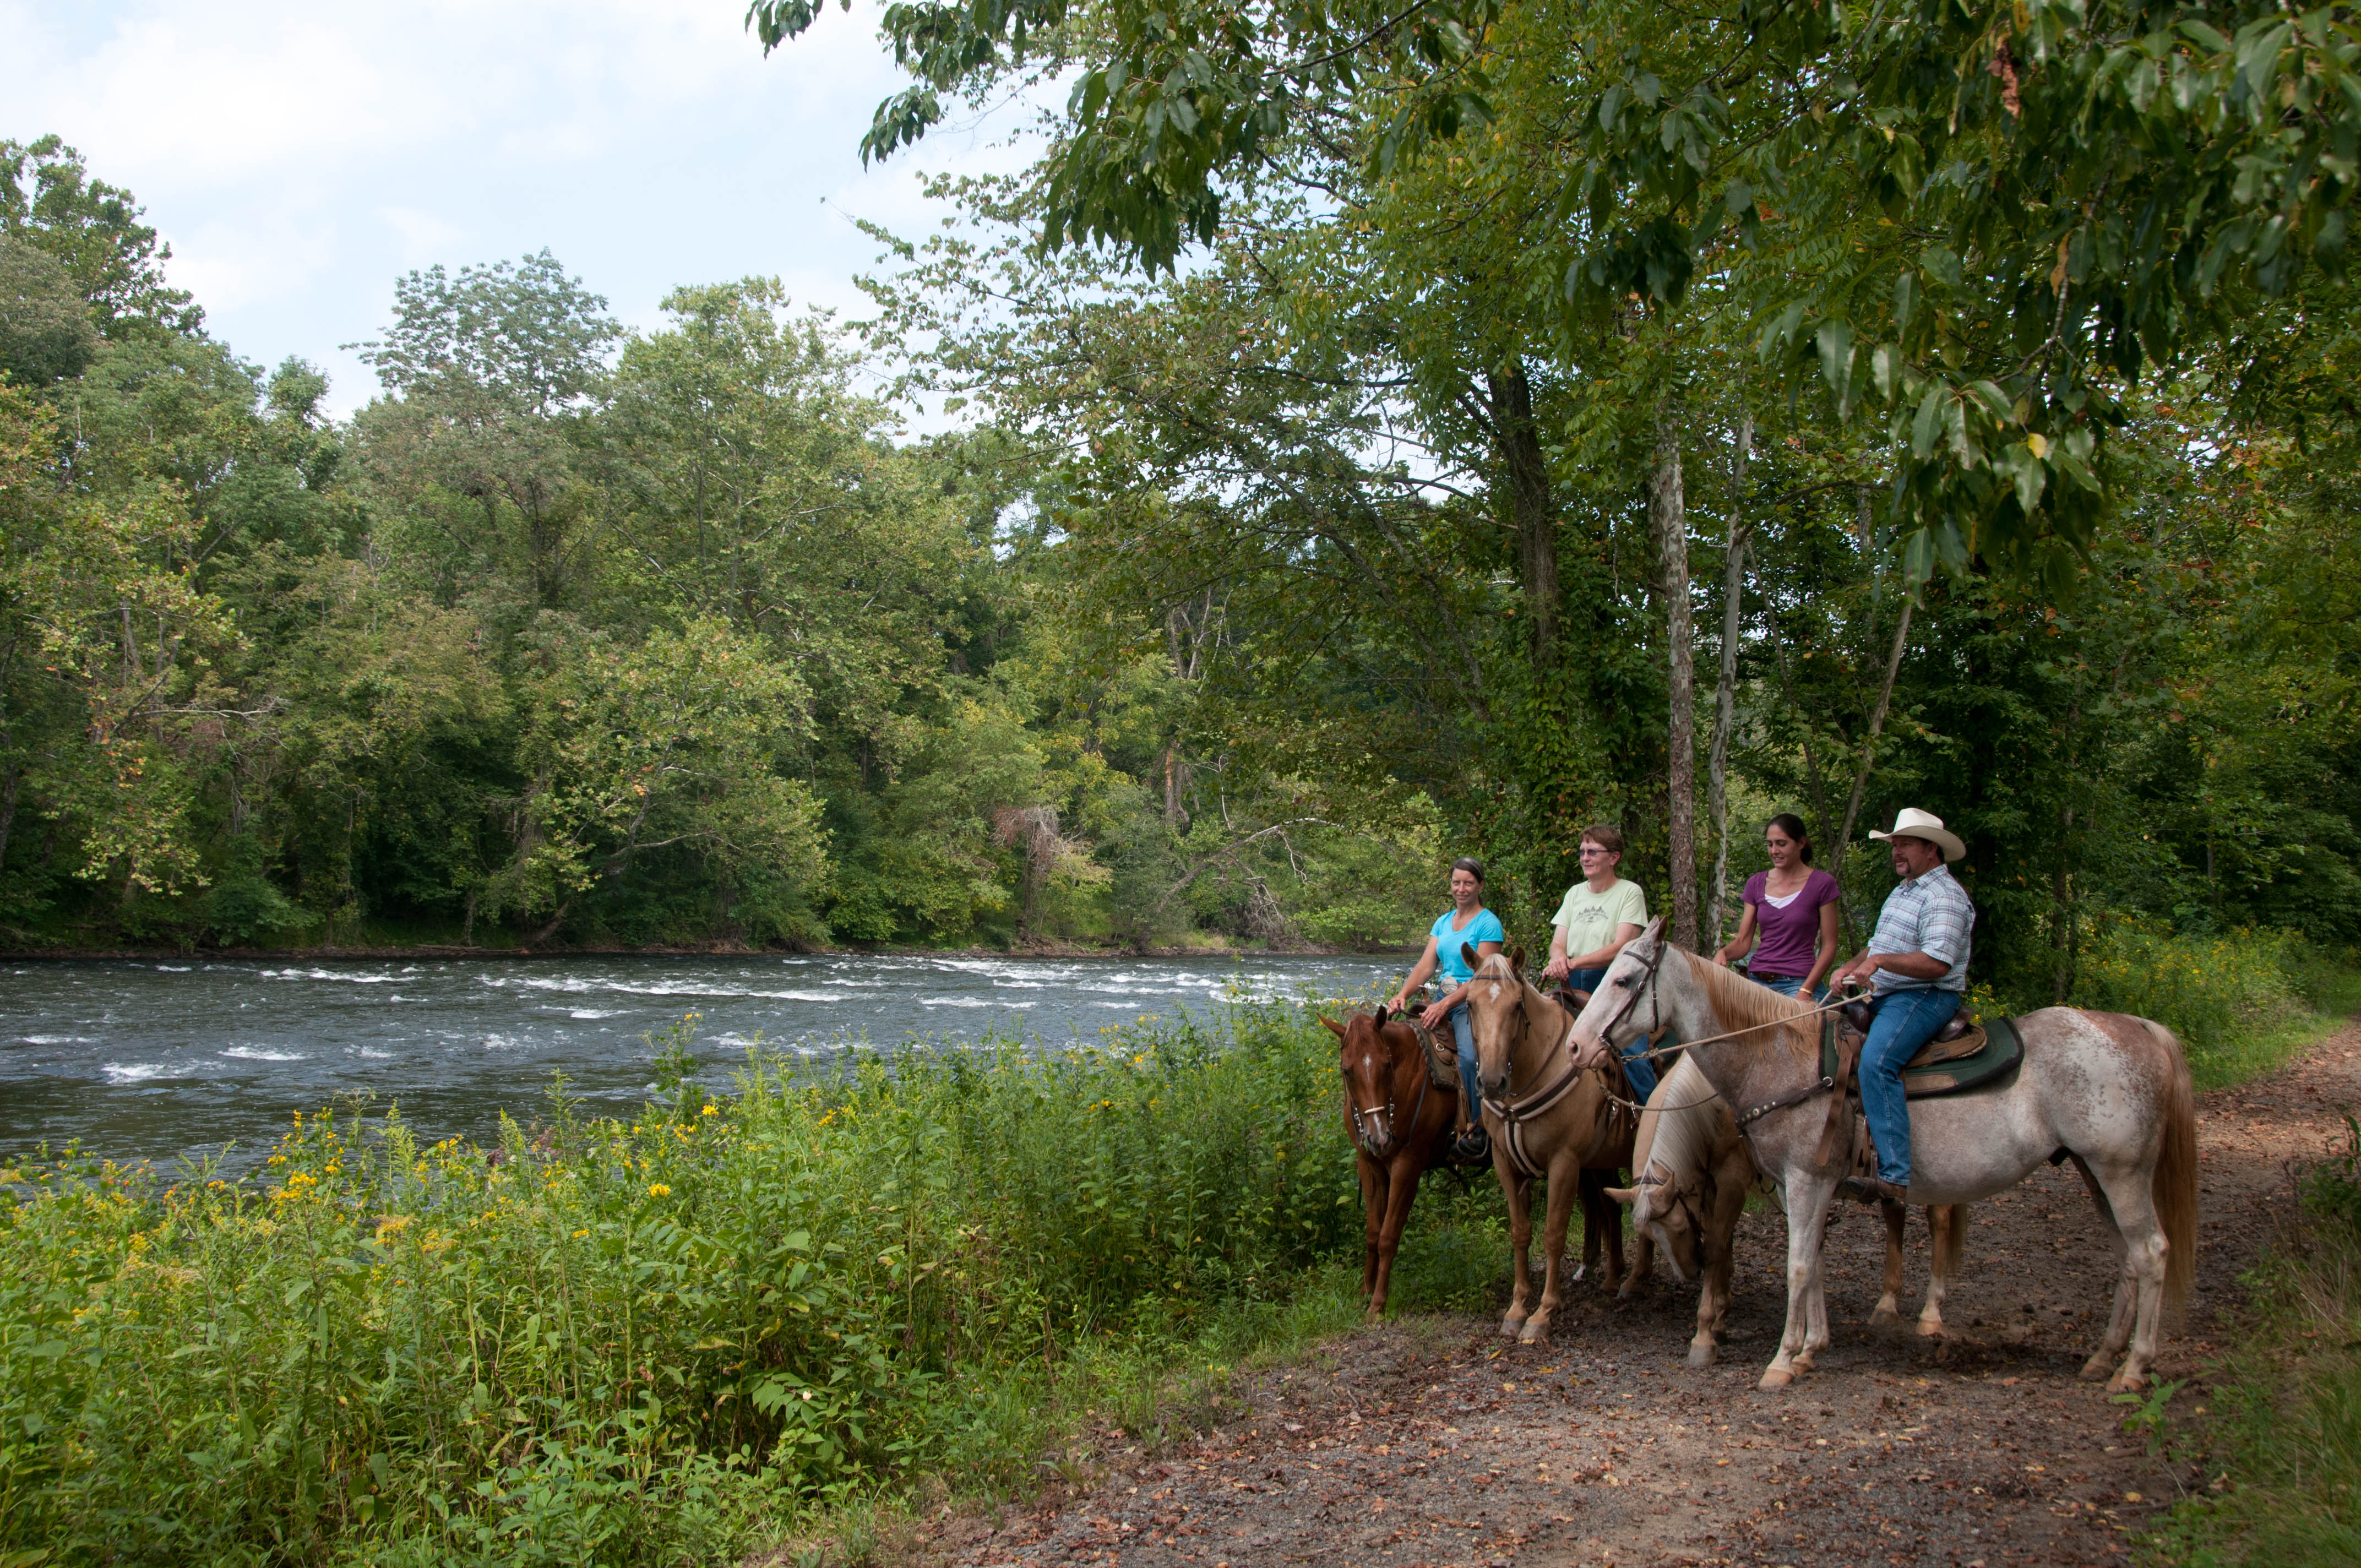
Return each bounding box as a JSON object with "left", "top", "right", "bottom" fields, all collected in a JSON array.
[
  {"left": 1761, "top": 1173, "right": 1837, "bottom": 1391},
  {"left": 1619, "top": 1178, "right": 1655, "bottom": 1295},
  {"left": 1521, "top": 1162, "right": 1580, "bottom": 1344},
  {"left": 1691, "top": 1170, "right": 1748, "bottom": 1368},
  {"left": 1499, "top": 1166, "right": 1534, "bottom": 1338},
  {"left": 1369, "top": 1156, "right": 1423, "bottom": 1319},
  {"left": 1919, "top": 1205, "right": 1962, "bottom": 1338},
  {"left": 2076, "top": 1155, "right": 2170, "bottom": 1391},
  {"left": 1870, "top": 1200, "right": 1908, "bottom": 1327},
  {"left": 1595, "top": 1170, "right": 1629, "bottom": 1292},
  {"left": 1357, "top": 1155, "right": 1386, "bottom": 1306}
]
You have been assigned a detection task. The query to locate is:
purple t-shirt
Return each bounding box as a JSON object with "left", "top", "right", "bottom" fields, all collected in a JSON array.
[{"left": 1744, "top": 868, "right": 1841, "bottom": 977}]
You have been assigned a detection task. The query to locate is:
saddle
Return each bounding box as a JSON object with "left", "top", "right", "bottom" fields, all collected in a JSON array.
[
  {"left": 1822, "top": 1008, "right": 2023, "bottom": 1095},
  {"left": 1358, "top": 1008, "right": 1462, "bottom": 1093},
  {"left": 1812, "top": 1009, "right": 2025, "bottom": 1177}
]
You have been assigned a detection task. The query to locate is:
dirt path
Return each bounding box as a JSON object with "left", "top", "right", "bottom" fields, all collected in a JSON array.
[{"left": 909, "top": 1025, "right": 2360, "bottom": 1568}]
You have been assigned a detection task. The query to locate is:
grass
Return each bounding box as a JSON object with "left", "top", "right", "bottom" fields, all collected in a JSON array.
[
  {"left": 2144, "top": 1115, "right": 2361, "bottom": 1566},
  {"left": 0, "top": 1003, "right": 1515, "bottom": 1566}
]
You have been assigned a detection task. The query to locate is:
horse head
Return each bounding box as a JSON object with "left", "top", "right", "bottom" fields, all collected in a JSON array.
[
  {"left": 1461, "top": 944, "right": 1558, "bottom": 1101},
  {"left": 1323, "top": 1009, "right": 1406, "bottom": 1159},
  {"left": 1603, "top": 1172, "right": 1703, "bottom": 1284},
  {"left": 1570, "top": 916, "right": 1668, "bottom": 1073}
]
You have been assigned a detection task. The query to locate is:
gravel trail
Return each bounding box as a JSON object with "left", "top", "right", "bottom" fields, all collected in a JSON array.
[{"left": 904, "top": 1025, "right": 2361, "bottom": 1568}]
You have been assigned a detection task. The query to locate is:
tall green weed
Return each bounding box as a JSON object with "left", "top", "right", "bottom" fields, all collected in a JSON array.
[{"left": 0, "top": 1005, "right": 1395, "bottom": 1565}]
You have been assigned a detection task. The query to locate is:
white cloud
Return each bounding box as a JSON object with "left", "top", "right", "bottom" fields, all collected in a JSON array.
[{"left": 3, "top": 0, "right": 1046, "bottom": 417}]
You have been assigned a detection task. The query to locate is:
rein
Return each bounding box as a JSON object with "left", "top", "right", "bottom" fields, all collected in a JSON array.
[
  {"left": 1587, "top": 952, "right": 1864, "bottom": 1160},
  {"left": 1479, "top": 976, "right": 1615, "bottom": 1178}
]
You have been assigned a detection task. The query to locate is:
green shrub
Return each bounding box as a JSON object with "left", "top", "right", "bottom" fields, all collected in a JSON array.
[
  {"left": 0, "top": 1005, "right": 1381, "bottom": 1565},
  {"left": 2068, "top": 918, "right": 2306, "bottom": 1048}
]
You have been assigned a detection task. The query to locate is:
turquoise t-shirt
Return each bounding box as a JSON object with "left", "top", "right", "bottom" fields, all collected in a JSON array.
[{"left": 1430, "top": 906, "right": 1507, "bottom": 985}]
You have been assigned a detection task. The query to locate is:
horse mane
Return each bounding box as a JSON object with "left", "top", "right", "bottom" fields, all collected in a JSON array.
[
  {"left": 1671, "top": 948, "right": 1822, "bottom": 1056},
  {"left": 1633, "top": 1054, "right": 1718, "bottom": 1184}
]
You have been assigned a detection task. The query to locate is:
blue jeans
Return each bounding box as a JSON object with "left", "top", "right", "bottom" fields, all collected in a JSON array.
[
  {"left": 1859, "top": 988, "right": 1962, "bottom": 1185},
  {"left": 1446, "top": 1002, "right": 1479, "bottom": 1113},
  {"left": 1565, "top": 966, "right": 1660, "bottom": 1101},
  {"left": 1757, "top": 974, "right": 1827, "bottom": 1002}
]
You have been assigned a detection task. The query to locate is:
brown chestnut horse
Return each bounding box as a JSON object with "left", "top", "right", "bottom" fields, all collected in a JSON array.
[{"left": 1321, "top": 1007, "right": 1459, "bottom": 1317}]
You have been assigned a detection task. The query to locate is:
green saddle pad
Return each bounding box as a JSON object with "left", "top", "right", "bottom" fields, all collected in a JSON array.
[{"left": 1820, "top": 1012, "right": 2024, "bottom": 1098}]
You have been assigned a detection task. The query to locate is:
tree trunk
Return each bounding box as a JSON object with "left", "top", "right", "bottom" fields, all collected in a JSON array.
[
  {"left": 1651, "top": 419, "right": 1699, "bottom": 951},
  {"left": 1485, "top": 362, "right": 1560, "bottom": 673},
  {"left": 1707, "top": 413, "right": 1753, "bottom": 950},
  {"left": 0, "top": 758, "right": 17, "bottom": 874},
  {"left": 1831, "top": 597, "right": 1916, "bottom": 894}
]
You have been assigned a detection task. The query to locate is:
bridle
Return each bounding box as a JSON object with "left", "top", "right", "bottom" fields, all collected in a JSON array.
[
  {"left": 1577, "top": 941, "right": 1850, "bottom": 1170},
  {"left": 1584, "top": 937, "right": 1672, "bottom": 1061},
  {"left": 1629, "top": 1170, "right": 1708, "bottom": 1270},
  {"left": 1342, "top": 1016, "right": 1432, "bottom": 1159}
]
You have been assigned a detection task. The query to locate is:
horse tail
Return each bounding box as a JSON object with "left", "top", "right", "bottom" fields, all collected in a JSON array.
[{"left": 2152, "top": 1023, "right": 2200, "bottom": 1321}]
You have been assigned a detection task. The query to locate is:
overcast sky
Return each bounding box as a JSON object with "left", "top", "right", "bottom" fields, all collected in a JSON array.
[{"left": 3, "top": 0, "right": 1032, "bottom": 417}]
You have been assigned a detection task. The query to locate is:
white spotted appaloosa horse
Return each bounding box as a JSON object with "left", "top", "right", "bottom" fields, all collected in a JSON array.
[{"left": 1569, "top": 921, "right": 2196, "bottom": 1392}]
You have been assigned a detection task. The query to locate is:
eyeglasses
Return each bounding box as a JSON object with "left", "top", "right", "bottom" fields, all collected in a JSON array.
[{"left": 1579, "top": 846, "right": 1612, "bottom": 857}]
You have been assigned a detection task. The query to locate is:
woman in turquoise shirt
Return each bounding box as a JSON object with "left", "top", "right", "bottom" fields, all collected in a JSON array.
[{"left": 1387, "top": 858, "right": 1506, "bottom": 1161}]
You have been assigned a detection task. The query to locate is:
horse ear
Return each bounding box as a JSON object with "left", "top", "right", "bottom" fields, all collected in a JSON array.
[
  {"left": 1373, "top": 1005, "right": 1391, "bottom": 1027},
  {"left": 1509, "top": 943, "right": 1526, "bottom": 973},
  {"left": 1460, "top": 941, "right": 1479, "bottom": 970},
  {"left": 1601, "top": 1185, "right": 1639, "bottom": 1208},
  {"left": 1637, "top": 915, "right": 1666, "bottom": 946},
  {"left": 1320, "top": 1016, "right": 1348, "bottom": 1040}
]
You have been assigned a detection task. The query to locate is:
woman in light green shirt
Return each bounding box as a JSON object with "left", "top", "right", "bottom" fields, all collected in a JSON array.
[{"left": 1538, "top": 824, "right": 1656, "bottom": 1097}]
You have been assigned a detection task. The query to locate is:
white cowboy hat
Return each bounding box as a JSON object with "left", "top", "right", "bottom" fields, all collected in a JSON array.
[{"left": 1868, "top": 807, "right": 1966, "bottom": 863}]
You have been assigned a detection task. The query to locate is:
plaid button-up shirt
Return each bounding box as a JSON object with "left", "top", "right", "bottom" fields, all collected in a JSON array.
[{"left": 1867, "top": 862, "right": 1973, "bottom": 993}]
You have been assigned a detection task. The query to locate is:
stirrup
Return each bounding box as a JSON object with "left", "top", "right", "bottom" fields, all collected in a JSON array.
[
  {"left": 1453, "top": 1125, "right": 1492, "bottom": 1163},
  {"left": 1838, "top": 1175, "right": 1908, "bottom": 1205}
]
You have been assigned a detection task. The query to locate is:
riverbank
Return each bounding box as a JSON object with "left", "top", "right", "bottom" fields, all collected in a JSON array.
[{"left": 0, "top": 1004, "right": 1429, "bottom": 1565}]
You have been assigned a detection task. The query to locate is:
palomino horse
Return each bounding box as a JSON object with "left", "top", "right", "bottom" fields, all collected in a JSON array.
[
  {"left": 1603, "top": 1054, "right": 1969, "bottom": 1366},
  {"left": 1460, "top": 950, "right": 1652, "bottom": 1344},
  {"left": 1321, "top": 1008, "right": 1460, "bottom": 1316},
  {"left": 1570, "top": 921, "right": 2197, "bottom": 1392}
]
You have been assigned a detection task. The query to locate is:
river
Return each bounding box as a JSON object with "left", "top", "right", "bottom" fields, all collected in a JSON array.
[{"left": 0, "top": 951, "right": 1404, "bottom": 1172}]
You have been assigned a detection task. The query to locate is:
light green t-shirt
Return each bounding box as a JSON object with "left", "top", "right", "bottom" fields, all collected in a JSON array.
[{"left": 1551, "top": 877, "right": 1649, "bottom": 965}]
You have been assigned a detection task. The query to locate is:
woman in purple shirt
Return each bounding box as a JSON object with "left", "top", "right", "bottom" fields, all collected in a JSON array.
[{"left": 1712, "top": 814, "right": 1841, "bottom": 998}]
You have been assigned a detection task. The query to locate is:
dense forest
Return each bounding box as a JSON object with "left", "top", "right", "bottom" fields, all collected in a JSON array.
[{"left": 7, "top": 0, "right": 2361, "bottom": 1010}]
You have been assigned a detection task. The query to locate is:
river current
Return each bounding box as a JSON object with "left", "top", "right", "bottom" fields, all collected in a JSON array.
[{"left": 0, "top": 951, "right": 1403, "bottom": 1172}]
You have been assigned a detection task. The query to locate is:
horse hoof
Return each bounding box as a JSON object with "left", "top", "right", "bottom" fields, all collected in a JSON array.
[
  {"left": 1758, "top": 1366, "right": 1794, "bottom": 1391},
  {"left": 1499, "top": 1315, "right": 1526, "bottom": 1340},
  {"left": 2107, "top": 1370, "right": 2145, "bottom": 1395},
  {"left": 2079, "top": 1354, "right": 2114, "bottom": 1383},
  {"left": 1519, "top": 1320, "right": 1550, "bottom": 1346},
  {"left": 1916, "top": 1317, "right": 1945, "bottom": 1339},
  {"left": 1688, "top": 1340, "right": 1717, "bottom": 1369},
  {"left": 1868, "top": 1303, "right": 1898, "bottom": 1329}
]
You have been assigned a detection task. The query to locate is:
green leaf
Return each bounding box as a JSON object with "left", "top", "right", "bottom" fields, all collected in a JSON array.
[
  {"left": 2009, "top": 445, "right": 2048, "bottom": 514},
  {"left": 1911, "top": 381, "right": 1948, "bottom": 458},
  {"left": 1872, "top": 343, "right": 1903, "bottom": 401}
]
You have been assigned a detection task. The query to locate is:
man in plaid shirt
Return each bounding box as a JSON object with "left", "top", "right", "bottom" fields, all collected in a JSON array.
[{"left": 1829, "top": 808, "right": 1974, "bottom": 1204}]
